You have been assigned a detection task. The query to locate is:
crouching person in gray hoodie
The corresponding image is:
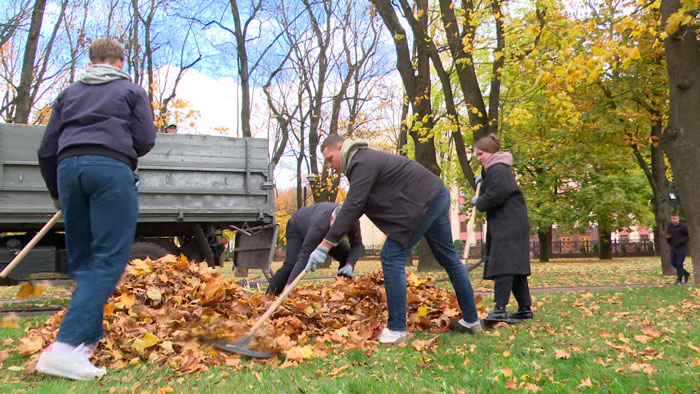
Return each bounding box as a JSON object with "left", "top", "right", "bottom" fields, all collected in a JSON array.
[{"left": 36, "top": 38, "right": 156, "bottom": 380}]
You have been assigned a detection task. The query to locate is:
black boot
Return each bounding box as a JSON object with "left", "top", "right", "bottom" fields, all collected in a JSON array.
[
  {"left": 487, "top": 306, "right": 508, "bottom": 321},
  {"left": 684, "top": 272, "right": 690, "bottom": 283},
  {"left": 509, "top": 307, "right": 533, "bottom": 320}
]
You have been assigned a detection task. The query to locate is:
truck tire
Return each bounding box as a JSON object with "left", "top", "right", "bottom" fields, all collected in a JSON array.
[{"left": 131, "top": 242, "right": 169, "bottom": 261}]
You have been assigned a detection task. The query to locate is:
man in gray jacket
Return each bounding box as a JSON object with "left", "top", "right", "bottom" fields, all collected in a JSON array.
[{"left": 306, "top": 135, "right": 482, "bottom": 343}]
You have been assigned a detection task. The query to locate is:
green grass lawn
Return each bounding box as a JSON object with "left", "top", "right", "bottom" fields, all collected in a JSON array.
[
  {"left": 1, "top": 257, "right": 698, "bottom": 393},
  {"left": 2, "top": 285, "right": 699, "bottom": 393}
]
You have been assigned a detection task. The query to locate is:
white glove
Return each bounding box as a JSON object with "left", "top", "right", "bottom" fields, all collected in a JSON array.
[
  {"left": 337, "top": 264, "right": 355, "bottom": 277},
  {"left": 306, "top": 245, "right": 329, "bottom": 271}
]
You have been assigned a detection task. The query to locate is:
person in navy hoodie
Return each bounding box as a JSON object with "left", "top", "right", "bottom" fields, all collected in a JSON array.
[{"left": 36, "top": 38, "right": 156, "bottom": 380}]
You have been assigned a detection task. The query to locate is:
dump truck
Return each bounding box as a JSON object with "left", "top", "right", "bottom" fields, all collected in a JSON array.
[{"left": 0, "top": 124, "right": 276, "bottom": 280}]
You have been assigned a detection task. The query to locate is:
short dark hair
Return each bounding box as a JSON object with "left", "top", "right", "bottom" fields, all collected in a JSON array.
[
  {"left": 671, "top": 212, "right": 680, "bottom": 217},
  {"left": 89, "top": 38, "right": 125, "bottom": 64},
  {"left": 321, "top": 134, "right": 345, "bottom": 152}
]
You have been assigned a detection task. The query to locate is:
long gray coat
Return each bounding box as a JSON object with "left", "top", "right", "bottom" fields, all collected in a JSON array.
[{"left": 475, "top": 163, "right": 530, "bottom": 279}]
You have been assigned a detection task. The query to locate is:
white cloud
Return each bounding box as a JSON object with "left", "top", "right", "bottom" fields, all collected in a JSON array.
[
  {"left": 159, "top": 66, "right": 304, "bottom": 189},
  {"left": 167, "top": 67, "right": 241, "bottom": 137}
]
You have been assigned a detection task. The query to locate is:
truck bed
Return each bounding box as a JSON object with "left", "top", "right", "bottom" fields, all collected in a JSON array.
[{"left": 0, "top": 124, "right": 275, "bottom": 232}]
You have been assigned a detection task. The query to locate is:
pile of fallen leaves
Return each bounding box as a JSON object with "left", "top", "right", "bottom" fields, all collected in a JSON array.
[{"left": 19, "top": 255, "right": 481, "bottom": 373}]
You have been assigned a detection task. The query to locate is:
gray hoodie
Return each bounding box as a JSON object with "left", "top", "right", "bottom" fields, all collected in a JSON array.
[{"left": 80, "top": 64, "right": 131, "bottom": 85}]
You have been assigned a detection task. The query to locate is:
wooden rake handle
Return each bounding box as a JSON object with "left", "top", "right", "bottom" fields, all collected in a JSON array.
[
  {"left": 0, "top": 210, "right": 62, "bottom": 279},
  {"left": 462, "top": 182, "right": 482, "bottom": 261},
  {"left": 246, "top": 268, "right": 309, "bottom": 336}
]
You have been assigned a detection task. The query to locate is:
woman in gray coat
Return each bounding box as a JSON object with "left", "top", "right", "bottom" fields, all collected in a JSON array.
[{"left": 470, "top": 134, "right": 533, "bottom": 321}]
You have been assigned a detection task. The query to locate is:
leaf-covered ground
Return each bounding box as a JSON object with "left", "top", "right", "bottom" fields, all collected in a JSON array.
[
  {"left": 7, "top": 255, "right": 480, "bottom": 374},
  {"left": 1, "top": 256, "right": 698, "bottom": 393}
]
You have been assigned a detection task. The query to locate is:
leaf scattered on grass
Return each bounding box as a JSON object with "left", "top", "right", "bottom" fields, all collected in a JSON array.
[
  {"left": 577, "top": 377, "right": 593, "bottom": 388},
  {"left": 554, "top": 349, "right": 570, "bottom": 359},
  {"left": 16, "top": 283, "right": 44, "bottom": 298},
  {"left": 0, "top": 313, "right": 20, "bottom": 329}
]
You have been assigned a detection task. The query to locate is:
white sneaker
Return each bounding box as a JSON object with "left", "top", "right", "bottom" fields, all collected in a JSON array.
[
  {"left": 36, "top": 343, "right": 106, "bottom": 380},
  {"left": 377, "top": 327, "right": 408, "bottom": 344}
]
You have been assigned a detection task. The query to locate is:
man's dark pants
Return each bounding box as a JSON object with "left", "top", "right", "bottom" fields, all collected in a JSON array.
[{"left": 671, "top": 247, "right": 689, "bottom": 282}]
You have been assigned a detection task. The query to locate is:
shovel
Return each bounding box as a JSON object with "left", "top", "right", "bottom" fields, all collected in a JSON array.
[
  {"left": 0, "top": 210, "right": 62, "bottom": 286},
  {"left": 200, "top": 268, "right": 309, "bottom": 358}
]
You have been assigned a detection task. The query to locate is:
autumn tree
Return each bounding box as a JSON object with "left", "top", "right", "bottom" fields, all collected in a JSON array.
[
  {"left": 660, "top": 0, "right": 700, "bottom": 283},
  {"left": 12, "top": 0, "right": 48, "bottom": 124},
  {"left": 583, "top": 0, "right": 673, "bottom": 271},
  {"left": 263, "top": 0, "right": 384, "bottom": 209},
  {"left": 500, "top": 1, "right": 658, "bottom": 261},
  {"left": 7, "top": 0, "right": 71, "bottom": 124}
]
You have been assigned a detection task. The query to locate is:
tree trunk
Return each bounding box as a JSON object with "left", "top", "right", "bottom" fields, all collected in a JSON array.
[
  {"left": 295, "top": 154, "right": 304, "bottom": 210},
  {"left": 631, "top": 118, "right": 674, "bottom": 274},
  {"left": 12, "top": 0, "right": 47, "bottom": 124},
  {"left": 650, "top": 121, "right": 674, "bottom": 275},
  {"left": 538, "top": 226, "right": 552, "bottom": 263},
  {"left": 230, "top": 0, "right": 251, "bottom": 137},
  {"left": 411, "top": 0, "right": 440, "bottom": 271},
  {"left": 661, "top": 0, "right": 700, "bottom": 284},
  {"left": 396, "top": 94, "right": 409, "bottom": 155},
  {"left": 416, "top": 239, "right": 441, "bottom": 272},
  {"left": 599, "top": 229, "right": 612, "bottom": 260}
]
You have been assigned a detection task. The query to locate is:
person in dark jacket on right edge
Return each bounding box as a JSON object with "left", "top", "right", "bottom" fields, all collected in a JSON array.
[
  {"left": 470, "top": 134, "right": 533, "bottom": 321},
  {"left": 306, "top": 134, "right": 482, "bottom": 344},
  {"left": 666, "top": 212, "right": 690, "bottom": 284}
]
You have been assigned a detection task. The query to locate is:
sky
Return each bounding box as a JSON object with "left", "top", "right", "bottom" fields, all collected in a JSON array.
[{"left": 165, "top": 66, "right": 299, "bottom": 190}]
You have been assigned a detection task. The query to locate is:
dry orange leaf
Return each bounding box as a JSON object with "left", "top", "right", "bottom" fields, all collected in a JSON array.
[
  {"left": 578, "top": 377, "right": 593, "bottom": 388},
  {"left": 0, "top": 314, "right": 20, "bottom": 329},
  {"left": 286, "top": 345, "right": 314, "bottom": 361},
  {"left": 16, "top": 283, "right": 44, "bottom": 298},
  {"left": 640, "top": 325, "right": 662, "bottom": 338},
  {"left": 18, "top": 337, "right": 44, "bottom": 356},
  {"left": 501, "top": 366, "right": 513, "bottom": 377},
  {"left": 327, "top": 364, "right": 350, "bottom": 377},
  {"left": 634, "top": 335, "right": 652, "bottom": 344}
]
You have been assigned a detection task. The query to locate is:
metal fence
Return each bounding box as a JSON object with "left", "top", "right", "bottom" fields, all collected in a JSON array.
[{"left": 530, "top": 239, "right": 655, "bottom": 255}]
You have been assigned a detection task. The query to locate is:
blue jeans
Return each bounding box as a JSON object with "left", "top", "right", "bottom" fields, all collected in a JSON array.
[
  {"left": 56, "top": 155, "right": 139, "bottom": 346},
  {"left": 380, "top": 187, "right": 479, "bottom": 331}
]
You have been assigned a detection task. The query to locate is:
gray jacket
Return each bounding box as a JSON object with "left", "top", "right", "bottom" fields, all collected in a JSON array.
[{"left": 325, "top": 148, "right": 443, "bottom": 248}]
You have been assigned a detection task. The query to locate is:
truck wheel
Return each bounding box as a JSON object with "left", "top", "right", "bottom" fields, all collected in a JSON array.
[{"left": 131, "top": 242, "right": 169, "bottom": 261}]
